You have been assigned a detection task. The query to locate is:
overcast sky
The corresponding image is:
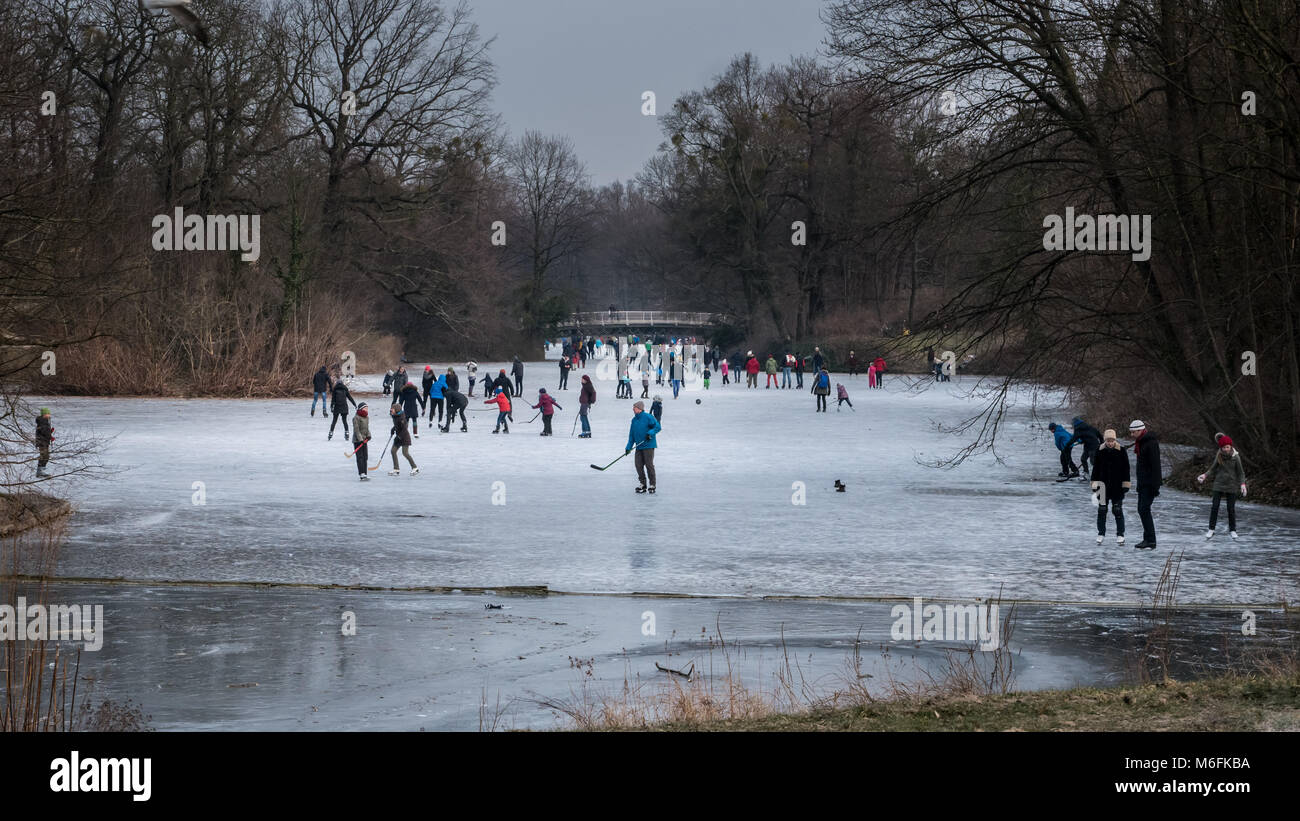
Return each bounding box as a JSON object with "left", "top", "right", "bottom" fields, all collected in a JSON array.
[{"left": 466, "top": 0, "right": 831, "bottom": 186}]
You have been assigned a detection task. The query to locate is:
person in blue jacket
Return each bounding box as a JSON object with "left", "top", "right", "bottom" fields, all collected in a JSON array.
[
  {"left": 1048, "top": 422, "right": 1078, "bottom": 477},
  {"left": 626, "top": 400, "right": 662, "bottom": 494},
  {"left": 427, "top": 372, "right": 448, "bottom": 424}
]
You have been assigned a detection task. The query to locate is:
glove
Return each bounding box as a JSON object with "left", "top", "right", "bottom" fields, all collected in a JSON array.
[
  {"left": 1196, "top": 474, "right": 1206, "bottom": 483},
  {"left": 625, "top": 448, "right": 632, "bottom": 455},
  {"left": 1090, "top": 481, "right": 1100, "bottom": 491},
  {"left": 1240, "top": 484, "right": 1247, "bottom": 497}
]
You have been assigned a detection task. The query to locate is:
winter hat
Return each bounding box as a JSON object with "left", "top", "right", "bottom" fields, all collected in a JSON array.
[
  {"left": 1103, "top": 428, "right": 1117, "bottom": 440},
  {"left": 500, "top": 369, "right": 506, "bottom": 374},
  {"left": 39, "top": 407, "right": 50, "bottom": 415},
  {"left": 653, "top": 395, "right": 662, "bottom": 403},
  {"left": 747, "top": 351, "right": 753, "bottom": 356},
  {"left": 357, "top": 402, "right": 367, "bottom": 410},
  {"left": 1048, "top": 422, "right": 1058, "bottom": 431},
  {"left": 425, "top": 365, "right": 432, "bottom": 371},
  {"left": 539, "top": 388, "right": 547, "bottom": 394},
  {"left": 1214, "top": 431, "right": 1226, "bottom": 445},
  {"left": 634, "top": 401, "right": 645, "bottom": 410},
  {"left": 1218, "top": 435, "right": 1234, "bottom": 447},
  {"left": 1072, "top": 416, "right": 1084, "bottom": 427},
  {"left": 495, "top": 387, "right": 503, "bottom": 394},
  {"left": 1128, "top": 420, "right": 1146, "bottom": 432}
]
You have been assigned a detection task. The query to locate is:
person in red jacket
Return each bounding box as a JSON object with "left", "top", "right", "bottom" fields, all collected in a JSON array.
[
  {"left": 744, "top": 351, "right": 760, "bottom": 388},
  {"left": 486, "top": 387, "right": 511, "bottom": 434},
  {"left": 872, "top": 356, "right": 887, "bottom": 388},
  {"left": 530, "top": 388, "right": 563, "bottom": 436}
]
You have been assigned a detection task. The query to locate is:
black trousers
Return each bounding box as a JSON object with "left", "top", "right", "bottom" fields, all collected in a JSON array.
[
  {"left": 1096, "top": 496, "right": 1124, "bottom": 536},
  {"left": 329, "top": 409, "right": 349, "bottom": 436},
  {"left": 1209, "top": 491, "right": 1237, "bottom": 530},
  {"left": 1079, "top": 443, "right": 1098, "bottom": 476},
  {"left": 514, "top": 375, "right": 523, "bottom": 395},
  {"left": 428, "top": 397, "right": 443, "bottom": 422},
  {"left": 1137, "top": 488, "right": 1158, "bottom": 543},
  {"left": 816, "top": 394, "right": 827, "bottom": 411},
  {"left": 542, "top": 414, "right": 554, "bottom": 434},
  {"left": 559, "top": 370, "right": 569, "bottom": 389},
  {"left": 635, "top": 448, "right": 656, "bottom": 486},
  {"left": 444, "top": 403, "right": 466, "bottom": 429},
  {"left": 1059, "top": 449, "right": 1077, "bottom": 474},
  {"left": 355, "top": 442, "right": 368, "bottom": 476}
]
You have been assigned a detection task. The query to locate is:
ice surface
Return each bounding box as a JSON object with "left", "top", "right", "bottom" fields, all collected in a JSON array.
[{"left": 36, "top": 362, "right": 1300, "bottom": 605}]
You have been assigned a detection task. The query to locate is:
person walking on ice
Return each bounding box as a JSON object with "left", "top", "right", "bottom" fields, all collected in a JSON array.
[
  {"left": 328, "top": 374, "right": 358, "bottom": 440},
  {"left": 626, "top": 400, "right": 662, "bottom": 494},
  {"left": 1197, "top": 434, "right": 1246, "bottom": 540},
  {"left": 35, "top": 407, "right": 54, "bottom": 478},
  {"left": 531, "top": 388, "right": 563, "bottom": 436},
  {"left": 578, "top": 374, "right": 596, "bottom": 438},
  {"left": 812, "top": 368, "right": 831, "bottom": 412},
  {"left": 1089, "top": 429, "right": 1130, "bottom": 543},
  {"left": 352, "top": 403, "right": 372, "bottom": 481},
  {"left": 311, "top": 365, "right": 331, "bottom": 417},
  {"left": 387, "top": 404, "right": 419, "bottom": 476},
  {"left": 1128, "top": 419, "right": 1162, "bottom": 550},
  {"left": 487, "top": 387, "right": 511, "bottom": 433}
]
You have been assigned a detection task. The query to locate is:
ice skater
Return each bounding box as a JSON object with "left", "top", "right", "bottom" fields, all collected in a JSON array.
[
  {"left": 1048, "top": 422, "right": 1078, "bottom": 478},
  {"left": 835, "top": 382, "right": 853, "bottom": 410},
  {"left": 650, "top": 394, "right": 663, "bottom": 423},
  {"left": 812, "top": 368, "right": 831, "bottom": 412},
  {"left": 1197, "top": 434, "right": 1246, "bottom": 540},
  {"left": 466, "top": 360, "right": 478, "bottom": 396},
  {"left": 578, "top": 374, "right": 596, "bottom": 438},
  {"left": 559, "top": 355, "right": 571, "bottom": 390},
  {"left": 328, "top": 375, "right": 358, "bottom": 440},
  {"left": 703, "top": 366, "right": 711, "bottom": 389},
  {"left": 395, "top": 378, "right": 425, "bottom": 438},
  {"left": 1128, "top": 420, "right": 1161, "bottom": 549},
  {"left": 352, "top": 403, "right": 372, "bottom": 481},
  {"left": 512, "top": 356, "right": 524, "bottom": 396},
  {"left": 872, "top": 356, "right": 886, "bottom": 388},
  {"left": 1065, "top": 416, "right": 1102, "bottom": 477},
  {"left": 866, "top": 361, "right": 877, "bottom": 388},
  {"left": 311, "top": 365, "right": 331, "bottom": 417},
  {"left": 531, "top": 388, "right": 563, "bottom": 436},
  {"left": 720, "top": 359, "right": 729, "bottom": 385},
  {"left": 35, "top": 407, "right": 54, "bottom": 478},
  {"left": 1089, "top": 429, "right": 1129, "bottom": 543},
  {"left": 388, "top": 404, "right": 419, "bottom": 476},
  {"left": 427, "top": 370, "right": 447, "bottom": 424},
  {"left": 487, "top": 387, "right": 511, "bottom": 433},
  {"left": 441, "top": 387, "right": 469, "bottom": 432},
  {"left": 382, "top": 369, "right": 394, "bottom": 396},
  {"left": 626, "top": 400, "right": 662, "bottom": 494}
]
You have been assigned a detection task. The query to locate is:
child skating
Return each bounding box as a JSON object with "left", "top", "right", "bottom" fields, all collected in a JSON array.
[
  {"left": 352, "top": 403, "right": 372, "bottom": 481},
  {"left": 1197, "top": 434, "right": 1247, "bottom": 540},
  {"left": 388, "top": 404, "right": 419, "bottom": 476},
  {"left": 487, "top": 387, "right": 511, "bottom": 433},
  {"left": 531, "top": 388, "right": 563, "bottom": 436},
  {"left": 836, "top": 382, "right": 853, "bottom": 410}
]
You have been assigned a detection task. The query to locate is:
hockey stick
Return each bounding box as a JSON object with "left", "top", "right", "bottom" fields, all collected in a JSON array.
[
  {"left": 344, "top": 440, "right": 366, "bottom": 458},
  {"left": 368, "top": 433, "right": 394, "bottom": 472},
  {"left": 526, "top": 410, "right": 541, "bottom": 423},
  {"left": 571, "top": 412, "right": 580, "bottom": 437},
  {"left": 590, "top": 438, "right": 649, "bottom": 470}
]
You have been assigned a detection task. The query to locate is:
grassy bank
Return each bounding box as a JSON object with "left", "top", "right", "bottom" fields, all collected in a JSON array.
[{"left": 642, "top": 674, "right": 1300, "bottom": 732}]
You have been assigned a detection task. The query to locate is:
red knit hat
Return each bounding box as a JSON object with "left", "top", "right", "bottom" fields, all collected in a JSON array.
[
  {"left": 1218, "top": 435, "right": 1234, "bottom": 447},
  {"left": 425, "top": 365, "right": 432, "bottom": 371}
]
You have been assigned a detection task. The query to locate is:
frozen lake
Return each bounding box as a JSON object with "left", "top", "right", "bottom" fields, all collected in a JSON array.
[{"left": 35, "top": 361, "right": 1300, "bottom": 605}]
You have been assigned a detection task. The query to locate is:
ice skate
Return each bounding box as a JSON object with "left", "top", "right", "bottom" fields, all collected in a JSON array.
[
  {"left": 1096, "top": 534, "right": 1104, "bottom": 544},
  {"left": 388, "top": 469, "right": 400, "bottom": 476},
  {"left": 1230, "top": 531, "right": 1238, "bottom": 540},
  {"left": 1116, "top": 535, "right": 1125, "bottom": 545},
  {"left": 648, "top": 485, "right": 656, "bottom": 494},
  {"left": 635, "top": 485, "right": 647, "bottom": 493},
  {"left": 328, "top": 432, "right": 333, "bottom": 440},
  {"left": 1205, "top": 529, "right": 1214, "bottom": 539},
  {"left": 359, "top": 474, "right": 369, "bottom": 482},
  {"left": 410, "top": 467, "right": 420, "bottom": 476}
]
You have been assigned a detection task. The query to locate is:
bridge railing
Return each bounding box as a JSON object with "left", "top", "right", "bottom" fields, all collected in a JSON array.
[{"left": 562, "top": 311, "right": 724, "bottom": 327}]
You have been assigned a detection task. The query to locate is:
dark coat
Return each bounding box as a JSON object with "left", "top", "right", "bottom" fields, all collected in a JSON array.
[
  {"left": 389, "top": 410, "right": 412, "bottom": 447},
  {"left": 444, "top": 389, "right": 468, "bottom": 410},
  {"left": 580, "top": 380, "right": 596, "bottom": 407},
  {"left": 445, "top": 371, "right": 459, "bottom": 392},
  {"left": 397, "top": 383, "right": 424, "bottom": 416},
  {"left": 1090, "top": 445, "right": 1131, "bottom": 499},
  {"left": 36, "top": 415, "right": 53, "bottom": 445},
  {"left": 1133, "top": 431, "right": 1162, "bottom": 490},
  {"left": 312, "top": 367, "right": 331, "bottom": 392},
  {"left": 1067, "top": 419, "right": 1102, "bottom": 449},
  {"left": 492, "top": 373, "right": 513, "bottom": 396},
  {"left": 511, "top": 359, "right": 524, "bottom": 379},
  {"left": 331, "top": 381, "right": 357, "bottom": 413}
]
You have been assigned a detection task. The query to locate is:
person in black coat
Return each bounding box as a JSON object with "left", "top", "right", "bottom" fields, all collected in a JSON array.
[
  {"left": 311, "top": 366, "right": 331, "bottom": 417},
  {"left": 1066, "top": 417, "right": 1103, "bottom": 476},
  {"left": 559, "top": 355, "right": 571, "bottom": 390},
  {"left": 441, "top": 388, "right": 469, "bottom": 432},
  {"left": 511, "top": 356, "right": 524, "bottom": 395},
  {"left": 328, "top": 378, "right": 357, "bottom": 440},
  {"left": 1128, "top": 420, "right": 1161, "bottom": 549},
  {"left": 444, "top": 367, "right": 459, "bottom": 393},
  {"left": 1089, "top": 429, "right": 1131, "bottom": 544},
  {"left": 396, "top": 381, "right": 425, "bottom": 437}
]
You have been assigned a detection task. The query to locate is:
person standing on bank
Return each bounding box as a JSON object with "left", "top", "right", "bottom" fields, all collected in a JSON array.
[
  {"left": 1129, "top": 420, "right": 1161, "bottom": 550},
  {"left": 626, "top": 400, "right": 662, "bottom": 494}
]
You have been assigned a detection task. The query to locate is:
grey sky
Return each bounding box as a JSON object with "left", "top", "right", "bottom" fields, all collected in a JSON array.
[{"left": 466, "top": 0, "right": 831, "bottom": 186}]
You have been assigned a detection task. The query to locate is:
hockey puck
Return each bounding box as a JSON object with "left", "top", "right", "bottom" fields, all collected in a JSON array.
[{"left": 695, "top": 398, "right": 701, "bottom": 404}]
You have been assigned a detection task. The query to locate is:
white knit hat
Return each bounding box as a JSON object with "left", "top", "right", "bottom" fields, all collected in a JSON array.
[{"left": 1128, "top": 419, "right": 1146, "bottom": 432}]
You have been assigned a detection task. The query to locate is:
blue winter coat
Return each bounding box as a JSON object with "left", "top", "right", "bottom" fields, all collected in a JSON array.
[
  {"left": 1052, "top": 425, "right": 1073, "bottom": 451},
  {"left": 626, "top": 411, "right": 661, "bottom": 451},
  {"left": 429, "top": 375, "right": 447, "bottom": 400}
]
